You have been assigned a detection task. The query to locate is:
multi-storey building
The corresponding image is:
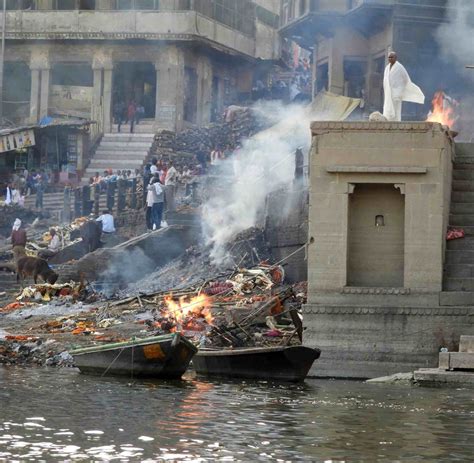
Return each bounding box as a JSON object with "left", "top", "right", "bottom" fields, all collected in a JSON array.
[
  {"left": 2, "top": 0, "right": 281, "bottom": 133},
  {"left": 280, "top": 0, "right": 454, "bottom": 119}
]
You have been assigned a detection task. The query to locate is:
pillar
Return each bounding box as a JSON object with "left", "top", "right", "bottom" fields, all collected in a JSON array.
[
  {"left": 197, "top": 56, "right": 213, "bottom": 126},
  {"left": 92, "top": 53, "right": 114, "bottom": 134},
  {"left": 154, "top": 45, "right": 185, "bottom": 131},
  {"left": 328, "top": 37, "right": 344, "bottom": 95},
  {"left": 29, "top": 68, "right": 40, "bottom": 123},
  {"left": 39, "top": 67, "right": 50, "bottom": 119},
  {"left": 103, "top": 66, "right": 113, "bottom": 133}
]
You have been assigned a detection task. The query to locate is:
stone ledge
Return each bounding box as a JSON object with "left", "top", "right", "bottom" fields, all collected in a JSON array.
[
  {"left": 326, "top": 166, "right": 427, "bottom": 174},
  {"left": 302, "top": 305, "right": 472, "bottom": 316},
  {"left": 342, "top": 287, "right": 410, "bottom": 295},
  {"left": 311, "top": 121, "right": 447, "bottom": 135}
]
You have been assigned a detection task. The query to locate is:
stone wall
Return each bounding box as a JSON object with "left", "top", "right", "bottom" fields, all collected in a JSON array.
[
  {"left": 265, "top": 183, "right": 308, "bottom": 283},
  {"left": 302, "top": 121, "right": 470, "bottom": 379}
]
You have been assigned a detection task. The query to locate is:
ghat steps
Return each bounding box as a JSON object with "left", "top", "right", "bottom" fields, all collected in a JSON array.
[
  {"left": 444, "top": 147, "right": 474, "bottom": 294},
  {"left": 82, "top": 131, "right": 155, "bottom": 183}
]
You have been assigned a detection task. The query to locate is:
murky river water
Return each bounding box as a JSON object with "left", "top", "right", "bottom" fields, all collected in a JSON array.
[{"left": 1, "top": 367, "right": 473, "bottom": 462}]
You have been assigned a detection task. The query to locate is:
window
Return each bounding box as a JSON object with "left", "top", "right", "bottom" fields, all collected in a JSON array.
[
  {"left": 52, "top": 63, "right": 93, "bottom": 87},
  {"left": 6, "top": 0, "right": 34, "bottom": 9},
  {"left": 256, "top": 6, "right": 279, "bottom": 28},
  {"left": 116, "top": 0, "right": 159, "bottom": 8},
  {"left": 192, "top": 0, "right": 255, "bottom": 36},
  {"left": 53, "top": 0, "right": 76, "bottom": 9}
]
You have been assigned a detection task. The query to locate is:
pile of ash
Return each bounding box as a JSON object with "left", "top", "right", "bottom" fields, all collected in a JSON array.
[{"left": 121, "top": 227, "right": 272, "bottom": 297}]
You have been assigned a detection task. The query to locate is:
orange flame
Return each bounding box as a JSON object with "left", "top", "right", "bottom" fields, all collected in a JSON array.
[
  {"left": 163, "top": 293, "right": 213, "bottom": 327},
  {"left": 426, "top": 91, "right": 457, "bottom": 128}
]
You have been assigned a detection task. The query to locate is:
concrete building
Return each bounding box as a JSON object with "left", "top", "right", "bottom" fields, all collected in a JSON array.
[
  {"left": 304, "top": 121, "right": 474, "bottom": 379},
  {"left": 279, "top": 0, "right": 449, "bottom": 119},
  {"left": 2, "top": 0, "right": 281, "bottom": 135}
]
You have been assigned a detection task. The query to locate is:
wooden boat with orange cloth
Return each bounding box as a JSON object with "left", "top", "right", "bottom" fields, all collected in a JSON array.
[{"left": 70, "top": 333, "right": 197, "bottom": 378}]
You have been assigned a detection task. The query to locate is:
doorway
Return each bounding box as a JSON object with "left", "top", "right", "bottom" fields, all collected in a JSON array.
[
  {"left": 113, "top": 62, "right": 157, "bottom": 119},
  {"left": 347, "top": 184, "right": 405, "bottom": 287}
]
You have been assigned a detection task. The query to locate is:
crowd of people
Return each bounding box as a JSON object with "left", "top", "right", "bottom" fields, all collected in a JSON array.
[{"left": 3, "top": 168, "right": 51, "bottom": 210}]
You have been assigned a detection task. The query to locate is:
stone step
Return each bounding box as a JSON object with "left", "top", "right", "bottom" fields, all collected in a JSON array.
[
  {"left": 452, "top": 192, "right": 474, "bottom": 203},
  {"left": 446, "top": 236, "right": 474, "bottom": 250},
  {"left": 445, "top": 250, "right": 474, "bottom": 264},
  {"left": 454, "top": 160, "right": 474, "bottom": 168},
  {"left": 88, "top": 160, "right": 145, "bottom": 168},
  {"left": 450, "top": 203, "right": 474, "bottom": 214},
  {"left": 103, "top": 132, "right": 155, "bottom": 139},
  {"left": 439, "top": 352, "right": 474, "bottom": 370},
  {"left": 444, "top": 263, "right": 474, "bottom": 277},
  {"left": 98, "top": 142, "right": 152, "bottom": 150},
  {"left": 95, "top": 150, "right": 149, "bottom": 157},
  {"left": 453, "top": 169, "right": 474, "bottom": 180},
  {"left": 449, "top": 214, "right": 474, "bottom": 226},
  {"left": 452, "top": 180, "right": 474, "bottom": 192},
  {"left": 439, "top": 291, "right": 474, "bottom": 306},
  {"left": 444, "top": 277, "right": 474, "bottom": 291},
  {"left": 111, "top": 125, "right": 155, "bottom": 134}
]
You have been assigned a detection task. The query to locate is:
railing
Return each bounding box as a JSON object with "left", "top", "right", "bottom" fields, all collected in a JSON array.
[{"left": 63, "top": 177, "right": 144, "bottom": 222}]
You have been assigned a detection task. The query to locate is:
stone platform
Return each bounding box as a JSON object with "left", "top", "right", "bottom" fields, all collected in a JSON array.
[
  {"left": 304, "top": 304, "right": 474, "bottom": 379},
  {"left": 414, "top": 335, "right": 474, "bottom": 387}
]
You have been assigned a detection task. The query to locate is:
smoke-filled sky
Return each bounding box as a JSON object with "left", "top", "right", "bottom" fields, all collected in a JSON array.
[{"left": 436, "top": 0, "right": 474, "bottom": 66}]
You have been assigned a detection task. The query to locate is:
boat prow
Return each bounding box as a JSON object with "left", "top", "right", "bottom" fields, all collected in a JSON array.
[
  {"left": 70, "top": 333, "right": 197, "bottom": 379},
  {"left": 193, "top": 345, "right": 321, "bottom": 382}
]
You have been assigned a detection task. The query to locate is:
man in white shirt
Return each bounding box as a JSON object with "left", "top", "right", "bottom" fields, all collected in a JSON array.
[
  {"left": 164, "top": 161, "right": 178, "bottom": 213},
  {"left": 150, "top": 157, "right": 158, "bottom": 176},
  {"left": 147, "top": 177, "right": 164, "bottom": 230},
  {"left": 383, "top": 51, "right": 424, "bottom": 121},
  {"left": 96, "top": 210, "right": 116, "bottom": 234},
  {"left": 38, "top": 228, "right": 61, "bottom": 260}
]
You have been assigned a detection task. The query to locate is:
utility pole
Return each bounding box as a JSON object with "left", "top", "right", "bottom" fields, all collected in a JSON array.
[{"left": 0, "top": 0, "right": 6, "bottom": 124}]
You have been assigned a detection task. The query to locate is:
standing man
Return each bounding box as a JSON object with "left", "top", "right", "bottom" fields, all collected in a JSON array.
[
  {"left": 164, "top": 161, "right": 178, "bottom": 213},
  {"left": 96, "top": 210, "right": 116, "bottom": 245},
  {"left": 383, "top": 51, "right": 424, "bottom": 121},
  {"left": 35, "top": 174, "right": 44, "bottom": 210},
  {"left": 11, "top": 218, "right": 27, "bottom": 264},
  {"left": 127, "top": 100, "right": 137, "bottom": 134}
]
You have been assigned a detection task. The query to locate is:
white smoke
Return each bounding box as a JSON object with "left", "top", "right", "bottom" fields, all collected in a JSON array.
[
  {"left": 202, "top": 101, "right": 313, "bottom": 263},
  {"left": 436, "top": 1, "right": 474, "bottom": 66}
]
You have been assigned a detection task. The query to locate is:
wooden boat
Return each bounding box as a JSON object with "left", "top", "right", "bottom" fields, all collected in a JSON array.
[
  {"left": 193, "top": 345, "right": 321, "bottom": 382},
  {"left": 70, "top": 333, "right": 197, "bottom": 378}
]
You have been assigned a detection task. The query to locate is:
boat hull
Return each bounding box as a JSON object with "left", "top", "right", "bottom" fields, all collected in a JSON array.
[
  {"left": 70, "top": 334, "right": 197, "bottom": 379},
  {"left": 193, "top": 345, "right": 321, "bottom": 382}
]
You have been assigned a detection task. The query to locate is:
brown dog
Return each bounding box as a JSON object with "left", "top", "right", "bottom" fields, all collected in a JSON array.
[{"left": 16, "top": 256, "right": 58, "bottom": 287}]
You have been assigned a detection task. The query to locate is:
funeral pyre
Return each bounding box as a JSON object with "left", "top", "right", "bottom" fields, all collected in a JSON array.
[
  {"left": 119, "top": 264, "right": 306, "bottom": 349},
  {"left": 0, "top": 261, "right": 306, "bottom": 366}
]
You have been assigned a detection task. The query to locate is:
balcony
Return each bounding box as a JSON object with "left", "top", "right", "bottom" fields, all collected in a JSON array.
[{"left": 1, "top": 9, "right": 256, "bottom": 57}]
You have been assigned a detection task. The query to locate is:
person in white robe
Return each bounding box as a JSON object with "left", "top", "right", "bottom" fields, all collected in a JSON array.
[{"left": 383, "top": 51, "right": 425, "bottom": 121}]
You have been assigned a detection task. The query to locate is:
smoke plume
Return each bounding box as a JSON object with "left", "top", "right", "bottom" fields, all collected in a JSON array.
[
  {"left": 436, "top": 1, "right": 474, "bottom": 66},
  {"left": 202, "top": 101, "right": 314, "bottom": 264}
]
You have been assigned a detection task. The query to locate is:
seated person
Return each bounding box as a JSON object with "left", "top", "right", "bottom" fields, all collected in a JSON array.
[{"left": 38, "top": 229, "right": 61, "bottom": 260}]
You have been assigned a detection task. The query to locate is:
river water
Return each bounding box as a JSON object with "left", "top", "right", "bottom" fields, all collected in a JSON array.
[{"left": 1, "top": 367, "right": 473, "bottom": 462}]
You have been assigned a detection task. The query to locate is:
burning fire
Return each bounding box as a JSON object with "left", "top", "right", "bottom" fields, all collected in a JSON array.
[
  {"left": 426, "top": 91, "right": 457, "bottom": 128},
  {"left": 163, "top": 293, "right": 214, "bottom": 328}
]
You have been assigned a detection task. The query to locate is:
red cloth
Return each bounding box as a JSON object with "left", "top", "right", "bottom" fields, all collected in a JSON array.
[
  {"left": 127, "top": 103, "right": 136, "bottom": 119},
  {"left": 447, "top": 228, "right": 465, "bottom": 240},
  {"left": 11, "top": 229, "right": 27, "bottom": 246}
]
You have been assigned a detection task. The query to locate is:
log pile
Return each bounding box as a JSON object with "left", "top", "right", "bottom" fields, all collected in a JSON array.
[{"left": 149, "top": 108, "right": 265, "bottom": 166}]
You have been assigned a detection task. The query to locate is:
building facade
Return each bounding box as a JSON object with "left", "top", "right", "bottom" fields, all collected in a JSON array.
[
  {"left": 280, "top": 0, "right": 449, "bottom": 119},
  {"left": 2, "top": 0, "right": 281, "bottom": 134}
]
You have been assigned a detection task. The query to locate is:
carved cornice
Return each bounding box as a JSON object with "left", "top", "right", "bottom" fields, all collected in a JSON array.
[
  {"left": 7, "top": 32, "right": 197, "bottom": 41},
  {"left": 302, "top": 306, "right": 472, "bottom": 316},
  {"left": 341, "top": 287, "right": 411, "bottom": 295}
]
